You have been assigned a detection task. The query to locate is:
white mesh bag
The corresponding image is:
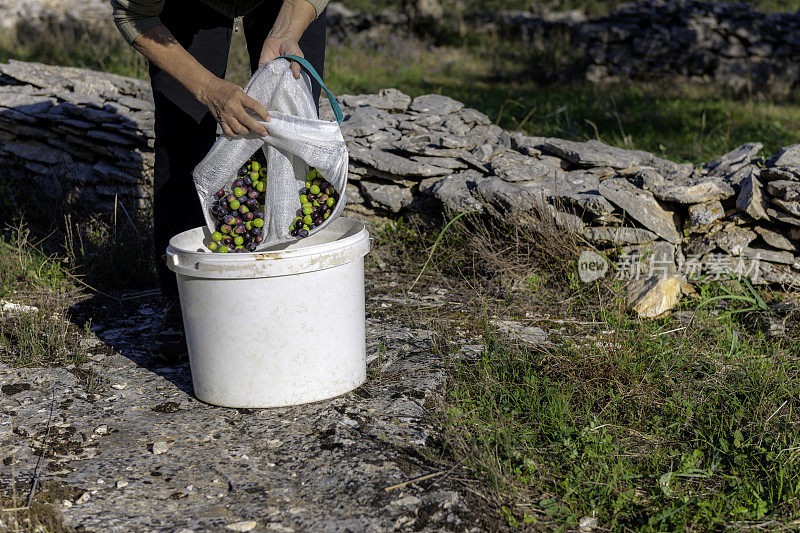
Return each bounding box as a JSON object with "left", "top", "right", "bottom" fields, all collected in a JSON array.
[{"left": 193, "top": 55, "right": 347, "bottom": 250}]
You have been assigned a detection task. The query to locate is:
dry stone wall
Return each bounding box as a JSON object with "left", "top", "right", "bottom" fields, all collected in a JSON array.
[
  {"left": 581, "top": 0, "right": 800, "bottom": 93},
  {"left": 1, "top": 60, "right": 799, "bottom": 289}
]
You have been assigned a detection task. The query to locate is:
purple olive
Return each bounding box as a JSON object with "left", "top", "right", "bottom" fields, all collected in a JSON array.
[
  {"left": 307, "top": 193, "right": 316, "bottom": 201},
  {"left": 290, "top": 229, "right": 299, "bottom": 237},
  {"left": 247, "top": 190, "right": 259, "bottom": 199},
  {"left": 314, "top": 218, "right": 323, "bottom": 226},
  {"left": 222, "top": 236, "right": 233, "bottom": 246},
  {"left": 294, "top": 219, "right": 303, "bottom": 229},
  {"left": 226, "top": 193, "right": 236, "bottom": 203},
  {"left": 243, "top": 177, "right": 252, "bottom": 186},
  {"left": 233, "top": 178, "right": 244, "bottom": 188},
  {"left": 216, "top": 189, "right": 225, "bottom": 198},
  {"left": 296, "top": 209, "right": 303, "bottom": 217},
  {"left": 223, "top": 215, "right": 236, "bottom": 226},
  {"left": 246, "top": 242, "right": 257, "bottom": 251},
  {"left": 250, "top": 227, "right": 262, "bottom": 236},
  {"left": 299, "top": 229, "right": 309, "bottom": 238},
  {"left": 254, "top": 210, "right": 264, "bottom": 219},
  {"left": 243, "top": 212, "right": 254, "bottom": 221},
  {"left": 234, "top": 224, "right": 246, "bottom": 234}
]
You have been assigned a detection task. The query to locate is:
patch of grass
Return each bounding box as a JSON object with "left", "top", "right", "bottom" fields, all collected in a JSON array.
[
  {"left": 0, "top": 224, "right": 85, "bottom": 368},
  {"left": 0, "top": 480, "right": 78, "bottom": 532},
  {"left": 441, "top": 294, "right": 800, "bottom": 529}
]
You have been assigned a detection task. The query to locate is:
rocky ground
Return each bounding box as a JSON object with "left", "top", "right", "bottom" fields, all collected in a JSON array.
[{"left": 0, "top": 280, "right": 499, "bottom": 532}]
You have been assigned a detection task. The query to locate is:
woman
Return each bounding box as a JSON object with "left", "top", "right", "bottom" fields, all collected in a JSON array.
[{"left": 111, "top": 0, "right": 329, "bottom": 357}]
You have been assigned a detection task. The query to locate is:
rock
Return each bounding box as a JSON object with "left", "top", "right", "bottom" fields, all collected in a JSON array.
[
  {"left": 583, "top": 226, "right": 658, "bottom": 246},
  {"left": 429, "top": 172, "right": 486, "bottom": 213},
  {"left": 489, "top": 150, "right": 559, "bottom": 183},
  {"left": 360, "top": 181, "right": 414, "bottom": 213},
  {"left": 767, "top": 208, "right": 800, "bottom": 227},
  {"left": 344, "top": 183, "right": 365, "bottom": 205},
  {"left": 151, "top": 441, "right": 169, "bottom": 455},
  {"left": 741, "top": 247, "right": 796, "bottom": 265},
  {"left": 626, "top": 276, "right": 684, "bottom": 319},
  {"left": 761, "top": 167, "right": 800, "bottom": 182},
  {"left": 540, "top": 138, "right": 691, "bottom": 178},
  {"left": 688, "top": 200, "right": 725, "bottom": 226},
  {"left": 115, "top": 480, "right": 128, "bottom": 489},
  {"left": 771, "top": 144, "right": 800, "bottom": 167},
  {"left": 755, "top": 226, "right": 797, "bottom": 251},
  {"left": 598, "top": 178, "right": 682, "bottom": 243},
  {"left": 579, "top": 516, "right": 598, "bottom": 532},
  {"left": 340, "top": 107, "right": 395, "bottom": 138},
  {"left": 408, "top": 155, "right": 466, "bottom": 170},
  {"left": 349, "top": 146, "right": 450, "bottom": 179},
  {"left": 773, "top": 198, "right": 800, "bottom": 217},
  {"left": 706, "top": 142, "right": 762, "bottom": 175},
  {"left": 713, "top": 225, "right": 757, "bottom": 255},
  {"left": 650, "top": 179, "right": 735, "bottom": 204},
  {"left": 476, "top": 178, "right": 540, "bottom": 215},
  {"left": 339, "top": 88, "right": 411, "bottom": 113},
  {"left": 225, "top": 521, "right": 257, "bottom": 532},
  {"left": 550, "top": 171, "right": 615, "bottom": 219},
  {"left": 408, "top": 94, "right": 464, "bottom": 115},
  {"left": 736, "top": 173, "right": 769, "bottom": 220},
  {"left": 552, "top": 209, "right": 585, "bottom": 232},
  {"left": 766, "top": 180, "right": 800, "bottom": 201}
]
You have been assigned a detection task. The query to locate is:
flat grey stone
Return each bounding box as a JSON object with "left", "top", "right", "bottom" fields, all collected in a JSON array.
[
  {"left": 489, "top": 150, "right": 559, "bottom": 183},
  {"left": 706, "top": 142, "right": 762, "bottom": 175},
  {"left": 453, "top": 108, "right": 491, "bottom": 126},
  {"left": 349, "top": 146, "right": 450, "bottom": 179},
  {"left": 344, "top": 183, "right": 364, "bottom": 204},
  {"left": 418, "top": 176, "right": 445, "bottom": 196},
  {"left": 360, "top": 181, "right": 414, "bottom": 213},
  {"left": 1, "top": 140, "right": 72, "bottom": 165},
  {"left": 408, "top": 155, "right": 466, "bottom": 170},
  {"left": 766, "top": 180, "right": 800, "bottom": 201},
  {"left": 340, "top": 107, "right": 396, "bottom": 138},
  {"left": 688, "top": 200, "right": 725, "bottom": 226},
  {"left": 408, "top": 94, "right": 464, "bottom": 115},
  {"left": 772, "top": 198, "right": 800, "bottom": 217},
  {"left": 767, "top": 208, "right": 800, "bottom": 227},
  {"left": 598, "top": 178, "right": 682, "bottom": 243},
  {"left": 549, "top": 208, "right": 585, "bottom": 232},
  {"left": 761, "top": 167, "right": 800, "bottom": 182},
  {"left": 583, "top": 226, "right": 658, "bottom": 245},
  {"left": 736, "top": 172, "right": 770, "bottom": 220},
  {"left": 476, "top": 178, "right": 541, "bottom": 215},
  {"left": 755, "top": 226, "right": 797, "bottom": 251},
  {"left": 713, "top": 225, "right": 758, "bottom": 255},
  {"left": 429, "top": 172, "right": 487, "bottom": 213},
  {"left": 540, "top": 138, "right": 692, "bottom": 179},
  {"left": 650, "top": 178, "right": 735, "bottom": 204},
  {"left": 771, "top": 143, "right": 800, "bottom": 167},
  {"left": 754, "top": 261, "right": 800, "bottom": 287},
  {"left": 551, "top": 171, "right": 615, "bottom": 219},
  {"left": 741, "top": 247, "right": 796, "bottom": 265},
  {"left": 339, "top": 88, "right": 411, "bottom": 112}
]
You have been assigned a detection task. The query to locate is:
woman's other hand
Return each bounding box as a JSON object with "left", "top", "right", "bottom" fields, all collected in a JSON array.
[{"left": 197, "top": 77, "right": 270, "bottom": 137}]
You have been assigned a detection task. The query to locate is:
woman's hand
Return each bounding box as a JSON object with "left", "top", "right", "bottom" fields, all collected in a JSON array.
[
  {"left": 257, "top": 0, "right": 316, "bottom": 78},
  {"left": 197, "top": 77, "right": 270, "bottom": 137},
  {"left": 258, "top": 36, "right": 304, "bottom": 79}
]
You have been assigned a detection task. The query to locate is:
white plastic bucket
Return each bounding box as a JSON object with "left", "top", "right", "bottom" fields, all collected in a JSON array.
[{"left": 165, "top": 217, "right": 370, "bottom": 408}]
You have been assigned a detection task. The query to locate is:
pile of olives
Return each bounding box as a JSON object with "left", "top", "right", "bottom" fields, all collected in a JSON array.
[
  {"left": 206, "top": 157, "right": 267, "bottom": 253},
  {"left": 205, "top": 161, "right": 339, "bottom": 253},
  {"left": 289, "top": 169, "right": 339, "bottom": 238}
]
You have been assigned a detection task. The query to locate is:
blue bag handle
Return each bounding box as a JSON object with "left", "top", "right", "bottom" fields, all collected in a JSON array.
[{"left": 276, "top": 54, "right": 343, "bottom": 124}]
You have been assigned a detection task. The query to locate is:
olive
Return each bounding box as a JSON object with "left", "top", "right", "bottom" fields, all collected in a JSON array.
[
  {"left": 234, "top": 224, "right": 246, "bottom": 234},
  {"left": 229, "top": 200, "right": 241, "bottom": 211},
  {"left": 290, "top": 228, "right": 299, "bottom": 237},
  {"left": 259, "top": 167, "right": 268, "bottom": 178},
  {"left": 216, "top": 189, "right": 225, "bottom": 198},
  {"left": 256, "top": 182, "right": 266, "bottom": 192},
  {"left": 251, "top": 227, "right": 262, "bottom": 236},
  {"left": 303, "top": 214, "right": 314, "bottom": 226},
  {"left": 233, "top": 178, "right": 244, "bottom": 189},
  {"left": 299, "top": 229, "right": 309, "bottom": 238},
  {"left": 302, "top": 205, "right": 313, "bottom": 216},
  {"left": 211, "top": 231, "right": 223, "bottom": 241},
  {"left": 249, "top": 171, "right": 259, "bottom": 181},
  {"left": 250, "top": 161, "right": 261, "bottom": 172},
  {"left": 252, "top": 218, "right": 264, "bottom": 228},
  {"left": 246, "top": 242, "right": 257, "bottom": 251},
  {"left": 254, "top": 235, "right": 263, "bottom": 244}
]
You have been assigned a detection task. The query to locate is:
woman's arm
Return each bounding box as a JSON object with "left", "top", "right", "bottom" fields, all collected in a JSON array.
[
  {"left": 131, "top": 26, "right": 270, "bottom": 137},
  {"left": 257, "top": 0, "right": 318, "bottom": 78}
]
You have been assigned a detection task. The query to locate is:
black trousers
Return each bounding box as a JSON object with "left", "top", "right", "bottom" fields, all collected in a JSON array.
[{"left": 151, "top": 0, "right": 327, "bottom": 295}]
